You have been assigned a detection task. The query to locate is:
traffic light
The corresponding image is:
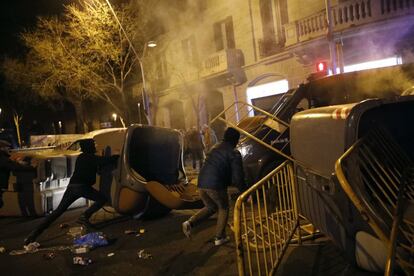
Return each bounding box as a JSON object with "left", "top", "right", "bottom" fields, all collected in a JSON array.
[
  {"left": 316, "top": 61, "right": 328, "bottom": 73},
  {"left": 307, "top": 61, "right": 329, "bottom": 82}
]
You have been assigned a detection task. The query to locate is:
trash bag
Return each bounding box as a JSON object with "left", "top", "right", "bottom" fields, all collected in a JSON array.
[{"left": 73, "top": 232, "right": 108, "bottom": 249}]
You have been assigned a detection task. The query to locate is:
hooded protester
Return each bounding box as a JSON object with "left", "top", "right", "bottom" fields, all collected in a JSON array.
[
  {"left": 182, "top": 127, "right": 246, "bottom": 246},
  {"left": 0, "top": 140, "right": 36, "bottom": 208},
  {"left": 24, "top": 139, "right": 119, "bottom": 246}
]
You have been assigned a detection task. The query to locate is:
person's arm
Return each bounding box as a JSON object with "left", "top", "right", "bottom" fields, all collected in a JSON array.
[
  {"left": 0, "top": 157, "right": 35, "bottom": 172},
  {"left": 95, "top": 154, "right": 120, "bottom": 167},
  {"left": 231, "top": 150, "right": 246, "bottom": 192}
]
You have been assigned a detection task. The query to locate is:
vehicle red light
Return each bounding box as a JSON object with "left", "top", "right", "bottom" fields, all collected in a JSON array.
[{"left": 316, "top": 62, "right": 327, "bottom": 72}]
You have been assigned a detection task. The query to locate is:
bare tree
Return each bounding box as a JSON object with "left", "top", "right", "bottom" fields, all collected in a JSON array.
[
  {"left": 65, "top": 0, "right": 161, "bottom": 125},
  {"left": 19, "top": 17, "right": 93, "bottom": 133},
  {"left": 11, "top": 0, "right": 159, "bottom": 132}
]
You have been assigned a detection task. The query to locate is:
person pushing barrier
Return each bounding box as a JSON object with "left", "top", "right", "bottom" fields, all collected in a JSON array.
[
  {"left": 0, "top": 140, "right": 37, "bottom": 209},
  {"left": 24, "top": 139, "right": 119, "bottom": 246},
  {"left": 182, "top": 127, "right": 246, "bottom": 246}
]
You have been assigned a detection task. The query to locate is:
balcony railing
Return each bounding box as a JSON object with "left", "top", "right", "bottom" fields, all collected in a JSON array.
[
  {"left": 285, "top": 0, "right": 414, "bottom": 46},
  {"left": 199, "top": 48, "right": 245, "bottom": 78}
]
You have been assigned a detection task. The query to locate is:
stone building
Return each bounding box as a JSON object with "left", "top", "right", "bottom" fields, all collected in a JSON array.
[{"left": 141, "top": 0, "right": 414, "bottom": 136}]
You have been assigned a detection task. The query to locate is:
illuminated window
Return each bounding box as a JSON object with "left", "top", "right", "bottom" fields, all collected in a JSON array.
[
  {"left": 332, "top": 56, "right": 402, "bottom": 74},
  {"left": 246, "top": 79, "right": 289, "bottom": 116}
]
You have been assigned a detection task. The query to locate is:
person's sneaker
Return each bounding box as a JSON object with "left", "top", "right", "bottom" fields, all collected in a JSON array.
[
  {"left": 214, "top": 236, "right": 230, "bottom": 246},
  {"left": 24, "top": 230, "right": 40, "bottom": 246},
  {"left": 23, "top": 236, "right": 35, "bottom": 246},
  {"left": 182, "top": 221, "right": 192, "bottom": 238}
]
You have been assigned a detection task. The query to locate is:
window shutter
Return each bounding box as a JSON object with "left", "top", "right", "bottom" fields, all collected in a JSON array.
[
  {"left": 214, "top": 22, "right": 224, "bottom": 51},
  {"left": 225, "top": 17, "right": 235, "bottom": 49}
]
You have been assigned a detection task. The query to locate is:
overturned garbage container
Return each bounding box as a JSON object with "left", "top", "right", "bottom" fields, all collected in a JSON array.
[{"left": 112, "top": 125, "right": 202, "bottom": 219}]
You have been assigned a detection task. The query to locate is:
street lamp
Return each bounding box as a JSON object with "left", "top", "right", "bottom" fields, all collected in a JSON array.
[
  {"left": 147, "top": 41, "right": 157, "bottom": 48},
  {"left": 112, "top": 113, "right": 117, "bottom": 122},
  {"left": 104, "top": 0, "right": 156, "bottom": 125},
  {"left": 138, "top": 41, "right": 157, "bottom": 125}
]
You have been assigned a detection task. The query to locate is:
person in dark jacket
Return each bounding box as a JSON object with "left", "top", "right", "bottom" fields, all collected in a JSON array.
[
  {"left": 24, "top": 139, "right": 119, "bottom": 245},
  {"left": 182, "top": 127, "right": 245, "bottom": 246},
  {"left": 0, "top": 140, "right": 36, "bottom": 208},
  {"left": 186, "top": 127, "right": 205, "bottom": 170}
]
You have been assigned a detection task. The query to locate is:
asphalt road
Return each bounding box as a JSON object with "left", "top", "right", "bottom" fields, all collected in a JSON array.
[
  {"left": 0, "top": 205, "right": 379, "bottom": 276},
  {"left": 0, "top": 207, "right": 239, "bottom": 276}
]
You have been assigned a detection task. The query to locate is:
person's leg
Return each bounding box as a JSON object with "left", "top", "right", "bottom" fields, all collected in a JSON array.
[
  {"left": 198, "top": 150, "right": 204, "bottom": 169},
  {"left": 0, "top": 179, "right": 7, "bottom": 208},
  {"left": 24, "top": 188, "right": 79, "bottom": 244},
  {"left": 182, "top": 189, "right": 217, "bottom": 238},
  {"left": 79, "top": 186, "right": 107, "bottom": 220},
  {"left": 188, "top": 189, "right": 217, "bottom": 226},
  {"left": 191, "top": 149, "right": 196, "bottom": 169},
  {"left": 207, "top": 189, "right": 229, "bottom": 240}
]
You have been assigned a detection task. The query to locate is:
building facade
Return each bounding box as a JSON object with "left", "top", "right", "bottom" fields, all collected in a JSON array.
[{"left": 143, "top": 0, "right": 414, "bottom": 135}]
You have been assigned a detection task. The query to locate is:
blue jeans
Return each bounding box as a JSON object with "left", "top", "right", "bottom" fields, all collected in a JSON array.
[{"left": 189, "top": 188, "right": 229, "bottom": 239}]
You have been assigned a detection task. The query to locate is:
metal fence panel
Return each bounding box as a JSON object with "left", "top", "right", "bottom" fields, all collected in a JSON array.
[
  {"left": 234, "top": 161, "right": 300, "bottom": 276},
  {"left": 335, "top": 127, "right": 414, "bottom": 275}
]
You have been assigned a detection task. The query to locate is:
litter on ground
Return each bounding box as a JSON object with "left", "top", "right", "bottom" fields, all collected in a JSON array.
[
  {"left": 137, "top": 249, "right": 152, "bottom": 259},
  {"left": 73, "top": 232, "right": 108, "bottom": 249},
  {"left": 73, "top": 256, "right": 92, "bottom": 266}
]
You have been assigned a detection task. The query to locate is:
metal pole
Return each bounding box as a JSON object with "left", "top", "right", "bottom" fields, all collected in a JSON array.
[
  {"left": 138, "top": 58, "right": 151, "bottom": 125},
  {"left": 104, "top": 0, "right": 151, "bottom": 125},
  {"left": 336, "top": 40, "right": 345, "bottom": 73},
  {"left": 137, "top": 102, "right": 142, "bottom": 124},
  {"left": 233, "top": 85, "right": 240, "bottom": 123},
  {"left": 325, "top": 0, "right": 337, "bottom": 74}
]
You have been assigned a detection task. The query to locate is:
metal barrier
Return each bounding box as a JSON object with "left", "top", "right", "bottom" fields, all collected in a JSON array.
[
  {"left": 233, "top": 161, "right": 301, "bottom": 276},
  {"left": 210, "top": 101, "right": 294, "bottom": 162},
  {"left": 335, "top": 127, "right": 414, "bottom": 275}
]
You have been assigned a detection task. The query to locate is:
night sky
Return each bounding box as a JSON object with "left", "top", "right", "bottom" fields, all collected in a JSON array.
[
  {"left": 0, "top": 0, "right": 71, "bottom": 58},
  {"left": 0, "top": 1, "right": 73, "bottom": 135},
  {"left": 0, "top": 0, "right": 133, "bottom": 136}
]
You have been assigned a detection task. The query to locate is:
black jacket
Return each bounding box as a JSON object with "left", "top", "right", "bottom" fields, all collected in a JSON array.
[
  {"left": 0, "top": 151, "right": 35, "bottom": 190},
  {"left": 197, "top": 141, "right": 245, "bottom": 191},
  {"left": 69, "top": 153, "right": 118, "bottom": 187}
]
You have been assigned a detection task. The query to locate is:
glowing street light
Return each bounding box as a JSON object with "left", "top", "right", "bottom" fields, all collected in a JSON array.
[
  {"left": 147, "top": 41, "right": 157, "bottom": 48},
  {"left": 112, "top": 113, "right": 117, "bottom": 122}
]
